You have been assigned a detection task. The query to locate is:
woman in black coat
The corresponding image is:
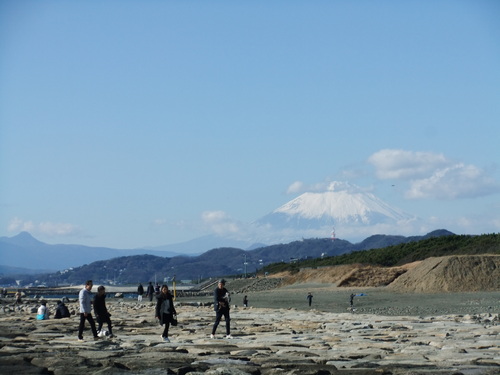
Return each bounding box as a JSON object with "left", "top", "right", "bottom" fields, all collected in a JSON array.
[
  {"left": 155, "top": 285, "right": 177, "bottom": 342},
  {"left": 93, "top": 285, "right": 113, "bottom": 337}
]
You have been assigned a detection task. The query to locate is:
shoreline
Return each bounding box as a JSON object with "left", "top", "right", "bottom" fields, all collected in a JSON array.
[{"left": 5, "top": 284, "right": 499, "bottom": 317}]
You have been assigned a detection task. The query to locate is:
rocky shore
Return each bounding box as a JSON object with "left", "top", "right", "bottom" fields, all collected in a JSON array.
[{"left": 1, "top": 287, "right": 499, "bottom": 375}]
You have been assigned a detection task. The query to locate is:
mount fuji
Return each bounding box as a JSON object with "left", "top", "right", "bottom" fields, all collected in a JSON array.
[
  {"left": 252, "top": 182, "right": 417, "bottom": 244},
  {"left": 147, "top": 182, "right": 419, "bottom": 253}
]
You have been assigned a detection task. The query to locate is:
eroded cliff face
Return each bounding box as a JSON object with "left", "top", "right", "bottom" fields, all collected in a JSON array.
[
  {"left": 387, "top": 254, "right": 500, "bottom": 292},
  {"left": 272, "top": 255, "right": 500, "bottom": 292}
]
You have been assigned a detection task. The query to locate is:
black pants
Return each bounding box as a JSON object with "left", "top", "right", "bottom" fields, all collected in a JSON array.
[
  {"left": 97, "top": 313, "right": 113, "bottom": 334},
  {"left": 161, "top": 313, "right": 172, "bottom": 338},
  {"left": 78, "top": 313, "right": 98, "bottom": 339},
  {"left": 212, "top": 308, "right": 230, "bottom": 335}
]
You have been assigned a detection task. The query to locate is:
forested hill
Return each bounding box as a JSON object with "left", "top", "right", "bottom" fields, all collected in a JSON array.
[
  {"left": 262, "top": 233, "right": 500, "bottom": 274},
  {"left": 3, "top": 231, "right": 499, "bottom": 286}
]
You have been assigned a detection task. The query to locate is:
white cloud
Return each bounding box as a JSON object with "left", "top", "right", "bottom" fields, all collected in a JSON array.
[
  {"left": 8, "top": 217, "right": 35, "bottom": 233},
  {"left": 406, "top": 163, "right": 500, "bottom": 199},
  {"left": 286, "top": 180, "right": 368, "bottom": 195},
  {"left": 368, "top": 149, "right": 449, "bottom": 180},
  {"left": 201, "top": 211, "right": 241, "bottom": 236},
  {"left": 368, "top": 149, "right": 500, "bottom": 200},
  {"left": 8, "top": 217, "right": 81, "bottom": 237},
  {"left": 152, "top": 218, "right": 166, "bottom": 226},
  {"left": 286, "top": 181, "right": 305, "bottom": 194}
]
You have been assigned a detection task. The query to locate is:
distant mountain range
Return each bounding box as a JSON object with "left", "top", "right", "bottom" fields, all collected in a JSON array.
[
  {"left": 1, "top": 184, "right": 422, "bottom": 273},
  {"left": 0, "top": 229, "right": 455, "bottom": 285},
  {"left": 0, "top": 231, "right": 185, "bottom": 273},
  {"left": 145, "top": 183, "right": 420, "bottom": 254}
]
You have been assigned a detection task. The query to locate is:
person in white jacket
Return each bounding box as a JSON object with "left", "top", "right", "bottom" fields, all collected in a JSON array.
[{"left": 77, "top": 280, "right": 98, "bottom": 341}]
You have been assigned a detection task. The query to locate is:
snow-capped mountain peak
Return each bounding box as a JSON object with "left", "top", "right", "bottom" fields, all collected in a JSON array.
[
  {"left": 253, "top": 182, "right": 416, "bottom": 242},
  {"left": 273, "top": 190, "right": 411, "bottom": 224}
]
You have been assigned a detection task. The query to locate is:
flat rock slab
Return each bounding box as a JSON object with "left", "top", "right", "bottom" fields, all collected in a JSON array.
[{"left": 0, "top": 301, "right": 498, "bottom": 375}]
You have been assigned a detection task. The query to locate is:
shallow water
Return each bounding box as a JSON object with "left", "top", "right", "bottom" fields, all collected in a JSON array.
[{"left": 183, "top": 286, "right": 500, "bottom": 316}]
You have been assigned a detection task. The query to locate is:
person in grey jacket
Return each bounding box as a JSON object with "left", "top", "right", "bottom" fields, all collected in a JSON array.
[{"left": 77, "top": 280, "right": 98, "bottom": 341}]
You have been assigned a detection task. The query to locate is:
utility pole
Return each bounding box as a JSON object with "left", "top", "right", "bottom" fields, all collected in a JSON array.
[
  {"left": 244, "top": 254, "right": 248, "bottom": 279},
  {"left": 173, "top": 274, "right": 176, "bottom": 300}
]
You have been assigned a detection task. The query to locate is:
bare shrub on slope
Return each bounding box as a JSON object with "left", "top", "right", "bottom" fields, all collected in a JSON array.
[
  {"left": 336, "top": 265, "right": 408, "bottom": 287},
  {"left": 279, "top": 263, "right": 418, "bottom": 287}
]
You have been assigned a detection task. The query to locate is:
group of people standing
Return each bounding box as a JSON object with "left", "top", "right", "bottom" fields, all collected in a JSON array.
[
  {"left": 77, "top": 278, "right": 234, "bottom": 343},
  {"left": 137, "top": 282, "right": 159, "bottom": 302}
]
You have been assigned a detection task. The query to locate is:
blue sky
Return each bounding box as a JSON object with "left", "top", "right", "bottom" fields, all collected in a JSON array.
[{"left": 1, "top": 1, "right": 499, "bottom": 249}]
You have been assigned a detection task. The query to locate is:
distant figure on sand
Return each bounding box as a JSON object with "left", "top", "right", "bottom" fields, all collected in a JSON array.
[
  {"left": 243, "top": 295, "right": 248, "bottom": 307},
  {"left": 155, "top": 284, "right": 177, "bottom": 343},
  {"left": 146, "top": 282, "right": 155, "bottom": 302},
  {"left": 307, "top": 292, "right": 313, "bottom": 306},
  {"left": 15, "top": 290, "right": 22, "bottom": 305},
  {"left": 137, "top": 283, "right": 144, "bottom": 302},
  {"left": 54, "top": 300, "right": 71, "bottom": 319},
  {"left": 77, "top": 280, "right": 99, "bottom": 341},
  {"left": 36, "top": 300, "right": 49, "bottom": 320},
  {"left": 94, "top": 285, "right": 114, "bottom": 337},
  {"left": 211, "top": 279, "right": 232, "bottom": 339}
]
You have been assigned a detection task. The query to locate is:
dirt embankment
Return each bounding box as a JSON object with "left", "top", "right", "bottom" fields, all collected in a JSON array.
[
  {"left": 272, "top": 254, "right": 500, "bottom": 293},
  {"left": 388, "top": 254, "right": 500, "bottom": 292}
]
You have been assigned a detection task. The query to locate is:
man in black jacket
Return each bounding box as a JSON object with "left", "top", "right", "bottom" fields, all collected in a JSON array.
[
  {"left": 211, "top": 279, "right": 232, "bottom": 339},
  {"left": 146, "top": 282, "right": 155, "bottom": 302}
]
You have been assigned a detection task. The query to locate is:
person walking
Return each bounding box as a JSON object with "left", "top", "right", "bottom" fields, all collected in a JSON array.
[
  {"left": 77, "top": 280, "right": 99, "bottom": 341},
  {"left": 94, "top": 285, "right": 114, "bottom": 337},
  {"left": 243, "top": 295, "right": 248, "bottom": 307},
  {"left": 211, "top": 279, "right": 232, "bottom": 339},
  {"left": 350, "top": 293, "right": 356, "bottom": 312},
  {"left": 14, "top": 290, "right": 22, "bottom": 305},
  {"left": 307, "top": 292, "right": 313, "bottom": 307},
  {"left": 155, "top": 284, "right": 177, "bottom": 342},
  {"left": 137, "top": 283, "right": 144, "bottom": 302},
  {"left": 146, "top": 282, "right": 155, "bottom": 302}
]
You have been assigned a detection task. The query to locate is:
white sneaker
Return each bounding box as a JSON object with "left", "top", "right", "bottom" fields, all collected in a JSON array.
[
  {"left": 163, "top": 337, "right": 170, "bottom": 342},
  {"left": 210, "top": 334, "right": 215, "bottom": 339},
  {"left": 226, "top": 334, "right": 233, "bottom": 339}
]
